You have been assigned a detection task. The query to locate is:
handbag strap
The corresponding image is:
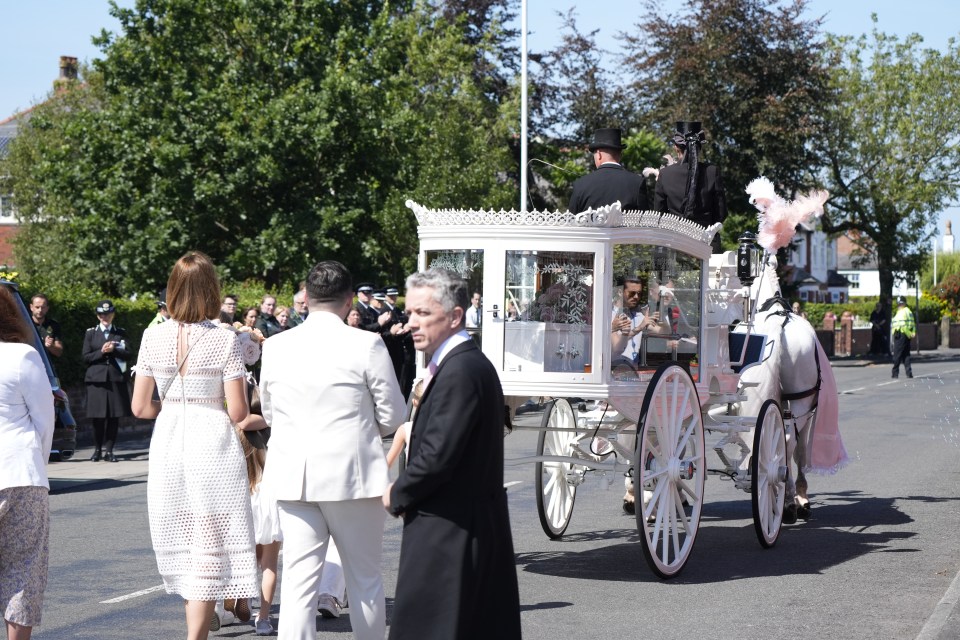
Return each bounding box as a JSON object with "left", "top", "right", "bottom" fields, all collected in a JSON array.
[{"left": 158, "top": 327, "right": 212, "bottom": 403}]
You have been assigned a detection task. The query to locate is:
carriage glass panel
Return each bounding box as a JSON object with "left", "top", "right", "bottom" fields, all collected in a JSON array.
[
  {"left": 425, "top": 249, "right": 484, "bottom": 347},
  {"left": 503, "top": 249, "right": 594, "bottom": 373},
  {"left": 611, "top": 244, "right": 701, "bottom": 381}
]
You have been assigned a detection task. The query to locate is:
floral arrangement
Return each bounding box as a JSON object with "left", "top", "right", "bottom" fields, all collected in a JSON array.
[{"left": 530, "top": 263, "right": 591, "bottom": 325}]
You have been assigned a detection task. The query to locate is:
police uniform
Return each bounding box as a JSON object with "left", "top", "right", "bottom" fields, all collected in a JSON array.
[
  {"left": 355, "top": 283, "right": 382, "bottom": 331},
  {"left": 82, "top": 300, "right": 132, "bottom": 461}
]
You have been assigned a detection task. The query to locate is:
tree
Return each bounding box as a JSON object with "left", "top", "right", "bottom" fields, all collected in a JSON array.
[
  {"left": 2, "top": 0, "right": 514, "bottom": 294},
  {"left": 817, "top": 24, "right": 960, "bottom": 303},
  {"left": 623, "top": 0, "right": 831, "bottom": 217}
]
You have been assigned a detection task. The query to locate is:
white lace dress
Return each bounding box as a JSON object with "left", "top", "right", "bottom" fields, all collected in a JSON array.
[{"left": 137, "top": 320, "right": 258, "bottom": 601}]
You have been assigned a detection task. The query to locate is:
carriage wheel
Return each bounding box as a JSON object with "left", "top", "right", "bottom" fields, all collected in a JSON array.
[
  {"left": 751, "top": 399, "right": 787, "bottom": 548},
  {"left": 635, "top": 363, "right": 705, "bottom": 579},
  {"left": 536, "top": 398, "right": 581, "bottom": 539}
]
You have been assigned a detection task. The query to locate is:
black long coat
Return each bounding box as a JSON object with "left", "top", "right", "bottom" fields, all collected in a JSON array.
[
  {"left": 654, "top": 161, "right": 728, "bottom": 252},
  {"left": 82, "top": 325, "right": 132, "bottom": 418},
  {"left": 388, "top": 340, "right": 521, "bottom": 640},
  {"left": 569, "top": 163, "right": 649, "bottom": 213}
]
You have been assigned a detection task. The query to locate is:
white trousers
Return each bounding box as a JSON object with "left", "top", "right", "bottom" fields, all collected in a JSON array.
[
  {"left": 277, "top": 498, "right": 386, "bottom": 640},
  {"left": 318, "top": 537, "right": 346, "bottom": 601}
]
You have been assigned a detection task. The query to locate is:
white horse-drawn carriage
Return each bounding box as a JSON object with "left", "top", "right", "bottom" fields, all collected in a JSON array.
[{"left": 408, "top": 199, "right": 846, "bottom": 579}]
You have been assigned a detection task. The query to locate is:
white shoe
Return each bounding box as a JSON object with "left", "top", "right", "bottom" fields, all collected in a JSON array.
[
  {"left": 213, "top": 602, "right": 237, "bottom": 627},
  {"left": 255, "top": 616, "right": 274, "bottom": 635},
  {"left": 317, "top": 593, "right": 342, "bottom": 619}
]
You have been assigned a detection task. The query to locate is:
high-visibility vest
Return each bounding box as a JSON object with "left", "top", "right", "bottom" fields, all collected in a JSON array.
[{"left": 891, "top": 306, "right": 916, "bottom": 339}]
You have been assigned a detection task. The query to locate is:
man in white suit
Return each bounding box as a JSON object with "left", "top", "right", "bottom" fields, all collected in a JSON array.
[{"left": 260, "top": 260, "right": 406, "bottom": 640}]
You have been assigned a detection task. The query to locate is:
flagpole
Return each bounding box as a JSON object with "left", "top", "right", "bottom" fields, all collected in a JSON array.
[{"left": 520, "top": 0, "right": 528, "bottom": 213}]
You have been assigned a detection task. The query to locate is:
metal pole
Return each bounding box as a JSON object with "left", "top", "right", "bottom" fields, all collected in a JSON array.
[
  {"left": 916, "top": 272, "right": 921, "bottom": 355},
  {"left": 520, "top": 0, "right": 528, "bottom": 213},
  {"left": 934, "top": 237, "right": 938, "bottom": 286}
]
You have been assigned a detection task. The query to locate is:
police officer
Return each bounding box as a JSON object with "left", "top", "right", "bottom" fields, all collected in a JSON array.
[
  {"left": 569, "top": 128, "right": 649, "bottom": 214},
  {"left": 654, "top": 121, "right": 728, "bottom": 253},
  {"left": 891, "top": 295, "right": 916, "bottom": 379},
  {"left": 82, "top": 300, "right": 132, "bottom": 462}
]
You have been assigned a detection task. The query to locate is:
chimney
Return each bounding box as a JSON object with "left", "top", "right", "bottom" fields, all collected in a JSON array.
[{"left": 54, "top": 56, "right": 79, "bottom": 92}]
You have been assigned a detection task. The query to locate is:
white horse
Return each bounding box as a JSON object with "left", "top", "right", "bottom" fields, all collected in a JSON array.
[{"left": 737, "top": 256, "right": 847, "bottom": 523}]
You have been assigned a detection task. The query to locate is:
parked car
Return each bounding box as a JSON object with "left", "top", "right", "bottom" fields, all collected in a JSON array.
[{"left": 2, "top": 278, "right": 77, "bottom": 461}]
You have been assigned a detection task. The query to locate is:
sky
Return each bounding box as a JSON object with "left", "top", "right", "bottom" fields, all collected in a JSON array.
[{"left": 2, "top": 0, "right": 958, "bottom": 240}]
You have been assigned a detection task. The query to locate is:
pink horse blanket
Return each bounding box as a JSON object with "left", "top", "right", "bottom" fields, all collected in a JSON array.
[{"left": 801, "top": 340, "right": 849, "bottom": 474}]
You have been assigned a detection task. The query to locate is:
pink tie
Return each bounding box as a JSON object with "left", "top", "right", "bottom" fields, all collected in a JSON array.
[{"left": 424, "top": 360, "right": 438, "bottom": 388}]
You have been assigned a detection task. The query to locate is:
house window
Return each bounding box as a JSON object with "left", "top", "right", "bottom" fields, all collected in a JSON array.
[
  {"left": 0, "top": 195, "right": 12, "bottom": 219},
  {"left": 846, "top": 273, "right": 859, "bottom": 290}
]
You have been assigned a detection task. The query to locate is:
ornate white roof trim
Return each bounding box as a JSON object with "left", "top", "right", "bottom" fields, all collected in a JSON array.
[{"left": 405, "top": 200, "right": 720, "bottom": 245}]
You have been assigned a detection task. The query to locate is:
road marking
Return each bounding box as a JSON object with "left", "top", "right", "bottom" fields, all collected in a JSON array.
[
  {"left": 100, "top": 585, "right": 165, "bottom": 604},
  {"left": 504, "top": 480, "right": 523, "bottom": 489},
  {"left": 916, "top": 566, "right": 960, "bottom": 640}
]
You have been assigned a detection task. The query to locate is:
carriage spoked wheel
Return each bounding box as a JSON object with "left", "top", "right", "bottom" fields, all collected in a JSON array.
[
  {"left": 635, "top": 363, "right": 705, "bottom": 579},
  {"left": 536, "top": 398, "right": 582, "bottom": 539},
  {"left": 751, "top": 399, "right": 787, "bottom": 548}
]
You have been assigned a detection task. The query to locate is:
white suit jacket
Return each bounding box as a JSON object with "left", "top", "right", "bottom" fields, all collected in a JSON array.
[{"left": 259, "top": 310, "right": 406, "bottom": 502}]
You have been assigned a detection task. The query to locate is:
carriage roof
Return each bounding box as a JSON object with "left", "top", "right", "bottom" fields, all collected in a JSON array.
[{"left": 407, "top": 200, "right": 721, "bottom": 259}]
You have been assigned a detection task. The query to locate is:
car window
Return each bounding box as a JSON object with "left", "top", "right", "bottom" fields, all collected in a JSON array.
[{"left": 3, "top": 280, "right": 60, "bottom": 391}]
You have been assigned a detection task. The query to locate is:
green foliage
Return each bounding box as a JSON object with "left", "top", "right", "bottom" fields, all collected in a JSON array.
[
  {"left": 931, "top": 273, "right": 960, "bottom": 320},
  {"left": 818, "top": 25, "right": 960, "bottom": 302},
  {"left": 920, "top": 251, "right": 960, "bottom": 291},
  {"left": 624, "top": 0, "right": 830, "bottom": 215},
  {"left": 4, "top": 0, "right": 515, "bottom": 294},
  {"left": 803, "top": 296, "right": 942, "bottom": 328}
]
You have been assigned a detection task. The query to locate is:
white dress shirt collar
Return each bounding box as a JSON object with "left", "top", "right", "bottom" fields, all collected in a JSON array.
[{"left": 429, "top": 330, "right": 471, "bottom": 369}]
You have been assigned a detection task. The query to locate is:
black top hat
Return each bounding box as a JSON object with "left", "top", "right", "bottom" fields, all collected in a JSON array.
[
  {"left": 157, "top": 288, "right": 167, "bottom": 308},
  {"left": 897, "top": 295, "right": 907, "bottom": 305},
  {"left": 95, "top": 300, "right": 116, "bottom": 314},
  {"left": 588, "top": 128, "right": 624, "bottom": 152},
  {"left": 355, "top": 282, "right": 375, "bottom": 294},
  {"left": 385, "top": 286, "right": 400, "bottom": 296}
]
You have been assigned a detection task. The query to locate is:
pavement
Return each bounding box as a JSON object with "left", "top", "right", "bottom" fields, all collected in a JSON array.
[{"left": 49, "top": 346, "right": 960, "bottom": 492}]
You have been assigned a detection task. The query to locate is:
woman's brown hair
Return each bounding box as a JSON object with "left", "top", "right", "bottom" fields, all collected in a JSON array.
[
  {"left": 166, "top": 251, "right": 221, "bottom": 323},
  {"left": 0, "top": 287, "right": 35, "bottom": 345}
]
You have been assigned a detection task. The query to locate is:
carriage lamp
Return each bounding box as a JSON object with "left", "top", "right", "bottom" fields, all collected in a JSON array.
[{"left": 737, "top": 232, "right": 762, "bottom": 286}]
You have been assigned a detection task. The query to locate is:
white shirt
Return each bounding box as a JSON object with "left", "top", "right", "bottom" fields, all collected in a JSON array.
[
  {"left": 0, "top": 343, "right": 55, "bottom": 490},
  {"left": 465, "top": 305, "right": 481, "bottom": 329}
]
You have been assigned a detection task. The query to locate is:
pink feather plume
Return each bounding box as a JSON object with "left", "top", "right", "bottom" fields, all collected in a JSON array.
[{"left": 746, "top": 176, "right": 829, "bottom": 253}]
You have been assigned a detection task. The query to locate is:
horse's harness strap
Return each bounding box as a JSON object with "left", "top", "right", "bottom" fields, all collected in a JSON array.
[{"left": 781, "top": 345, "right": 822, "bottom": 402}]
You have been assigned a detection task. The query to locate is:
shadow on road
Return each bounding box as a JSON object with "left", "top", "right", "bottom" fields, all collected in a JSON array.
[
  {"left": 49, "top": 478, "right": 146, "bottom": 495},
  {"left": 516, "top": 489, "right": 928, "bottom": 583}
]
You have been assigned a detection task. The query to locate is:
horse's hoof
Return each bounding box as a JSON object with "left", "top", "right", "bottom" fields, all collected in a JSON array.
[
  {"left": 783, "top": 503, "right": 798, "bottom": 525},
  {"left": 797, "top": 503, "right": 811, "bottom": 520}
]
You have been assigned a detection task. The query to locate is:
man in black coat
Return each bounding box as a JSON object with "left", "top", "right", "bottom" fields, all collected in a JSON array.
[
  {"left": 569, "top": 127, "right": 649, "bottom": 213},
  {"left": 384, "top": 269, "right": 521, "bottom": 640},
  {"left": 654, "top": 121, "right": 728, "bottom": 253}
]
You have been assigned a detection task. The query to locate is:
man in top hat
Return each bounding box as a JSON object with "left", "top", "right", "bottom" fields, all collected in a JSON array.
[
  {"left": 890, "top": 295, "right": 916, "bottom": 379},
  {"left": 147, "top": 288, "right": 170, "bottom": 327},
  {"left": 654, "top": 121, "right": 728, "bottom": 253},
  {"left": 568, "top": 128, "right": 649, "bottom": 214}
]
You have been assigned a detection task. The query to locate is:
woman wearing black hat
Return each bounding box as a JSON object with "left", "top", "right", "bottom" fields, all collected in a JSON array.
[
  {"left": 81, "top": 300, "right": 132, "bottom": 462},
  {"left": 654, "top": 121, "right": 728, "bottom": 253}
]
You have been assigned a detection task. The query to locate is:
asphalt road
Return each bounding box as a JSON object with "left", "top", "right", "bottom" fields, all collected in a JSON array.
[{"left": 37, "top": 357, "right": 960, "bottom": 639}]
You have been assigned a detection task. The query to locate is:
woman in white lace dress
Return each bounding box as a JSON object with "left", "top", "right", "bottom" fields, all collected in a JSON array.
[{"left": 132, "top": 251, "right": 260, "bottom": 639}]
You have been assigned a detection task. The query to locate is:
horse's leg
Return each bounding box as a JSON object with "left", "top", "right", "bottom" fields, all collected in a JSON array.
[
  {"left": 794, "top": 413, "right": 813, "bottom": 519},
  {"left": 783, "top": 418, "right": 799, "bottom": 524}
]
